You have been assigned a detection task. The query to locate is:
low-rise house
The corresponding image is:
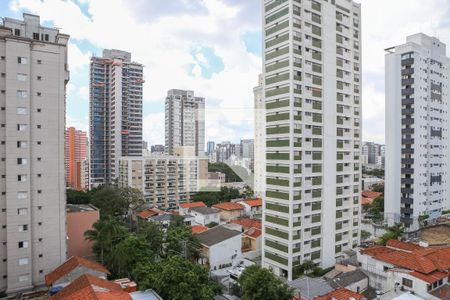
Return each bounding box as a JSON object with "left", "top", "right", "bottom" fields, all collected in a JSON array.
[
  {"left": 190, "top": 206, "right": 221, "bottom": 226},
  {"left": 137, "top": 208, "right": 162, "bottom": 221},
  {"left": 191, "top": 225, "right": 209, "bottom": 234},
  {"left": 315, "top": 287, "right": 365, "bottom": 300},
  {"left": 328, "top": 270, "right": 369, "bottom": 294},
  {"left": 45, "top": 256, "right": 110, "bottom": 287},
  {"left": 289, "top": 277, "right": 334, "bottom": 300},
  {"left": 66, "top": 204, "right": 100, "bottom": 258},
  {"left": 358, "top": 239, "right": 450, "bottom": 299},
  {"left": 212, "top": 202, "right": 245, "bottom": 222},
  {"left": 242, "top": 227, "right": 262, "bottom": 253},
  {"left": 196, "top": 225, "right": 242, "bottom": 270},
  {"left": 178, "top": 201, "right": 207, "bottom": 216},
  {"left": 230, "top": 218, "right": 262, "bottom": 231},
  {"left": 361, "top": 190, "right": 382, "bottom": 206},
  {"left": 237, "top": 198, "right": 262, "bottom": 217}
]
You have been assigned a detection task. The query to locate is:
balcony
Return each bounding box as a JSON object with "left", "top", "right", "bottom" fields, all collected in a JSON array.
[
  {"left": 401, "top": 138, "right": 414, "bottom": 144},
  {"left": 402, "top": 98, "right": 414, "bottom": 105},
  {"left": 401, "top": 188, "right": 414, "bottom": 194},
  {"left": 401, "top": 168, "right": 413, "bottom": 174},
  {"left": 401, "top": 207, "right": 414, "bottom": 215},
  {"left": 401, "top": 197, "right": 413, "bottom": 205},
  {"left": 401, "top": 178, "right": 413, "bottom": 185},
  {"left": 401, "top": 108, "right": 414, "bottom": 115},
  {"left": 401, "top": 128, "right": 414, "bottom": 135},
  {"left": 401, "top": 158, "right": 414, "bottom": 165},
  {"left": 401, "top": 78, "right": 414, "bottom": 86},
  {"left": 401, "top": 88, "right": 414, "bottom": 96},
  {"left": 401, "top": 58, "right": 414, "bottom": 66},
  {"left": 401, "top": 118, "right": 414, "bottom": 125},
  {"left": 401, "top": 68, "right": 414, "bottom": 76}
]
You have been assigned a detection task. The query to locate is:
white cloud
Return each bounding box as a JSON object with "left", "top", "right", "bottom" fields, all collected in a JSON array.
[
  {"left": 66, "top": 115, "right": 88, "bottom": 132},
  {"left": 68, "top": 42, "right": 90, "bottom": 71},
  {"left": 143, "top": 112, "right": 165, "bottom": 145}
]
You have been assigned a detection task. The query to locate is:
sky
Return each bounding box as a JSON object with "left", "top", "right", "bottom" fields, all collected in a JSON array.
[{"left": 3, "top": 0, "right": 450, "bottom": 145}]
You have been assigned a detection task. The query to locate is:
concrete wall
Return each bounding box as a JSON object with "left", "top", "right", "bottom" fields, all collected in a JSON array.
[{"left": 66, "top": 210, "right": 99, "bottom": 258}]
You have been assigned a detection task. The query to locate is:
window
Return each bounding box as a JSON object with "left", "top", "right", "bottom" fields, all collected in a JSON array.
[
  {"left": 18, "top": 241, "right": 28, "bottom": 248},
  {"left": 37, "top": 76, "right": 42, "bottom": 80},
  {"left": 44, "top": 34, "right": 49, "bottom": 41},
  {"left": 16, "top": 107, "right": 27, "bottom": 115},
  {"left": 17, "top": 141, "right": 27, "bottom": 148},
  {"left": 17, "top": 192, "right": 27, "bottom": 200},
  {"left": 1, "top": 73, "right": 4, "bottom": 78},
  {"left": 37, "top": 108, "right": 41, "bottom": 113},
  {"left": 17, "top": 158, "right": 27, "bottom": 165},
  {"left": 37, "top": 92, "right": 41, "bottom": 96},
  {"left": 402, "top": 278, "right": 413, "bottom": 288},
  {"left": 18, "top": 258, "right": 28, "bottom": 265},
  {"left": 17, "top": 57, "right": 27, "bottom": 64},
  {"left": 37, "top": 157, "right": 41, "bottom": 162},
  {"left": 17, "top": 73, "right": 27, "bottom": 81},
  {"left": 14, "top": 29, "right": 20, "bottom": 36},
  {"left": 37, "top": 141, "right": 41, "bottom": 145},
  {"left": 37, "top": 59, "right": 42, "bottom": 64},
  {"left": 33, "top": 33, "right": 39, "bottom": 40},
  {"left": 17, "top": 124, "right": 27, "bottom": 131},
  {"left": 17, "top": 175, "right": 27, "bottom": 182},
  {"left": 18, "top": 224, "right": 28, "bottom": 232},
  {"left": 0, "top": 56, "right": 4, "bottom": 60},
  {"left": 37, "top": 125, "right": 41, "bottom": 129},
  {"left": 17, "top": 90, "right": 27, "bottom": 98},
  {"left": 18, "top": 274, "right": 29, "bottom": 282},
  {"left": 37, "top": 190, "right": 42, "bottom": 194},
  {"left": 17, "top": 208, "right": 27, "bottom": 216},
  {"left": 37, "top": 174, "right": 41, "bottom": 178}
]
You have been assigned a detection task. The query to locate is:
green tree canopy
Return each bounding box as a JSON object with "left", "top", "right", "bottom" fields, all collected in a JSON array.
[
  {"left": 133, "top": 256, "right": 219, "bottom": 300},
  {"left": 208, "top": 162, "right": 242, "bottom": 182},
  {"left": 378, "top": 223, "right": 405, "bottom": 245},
  {"left": 238, "top": 265, "right": 294, "bottom": 300},
  {"left": 191, "top": 186, "right": 242, "bottom": 207},
  {"left": 165, "top": 217, "right": 200, "bottom": 259},
  {"left": 137, "top": 221, "right": 164, "bottom": 255}
]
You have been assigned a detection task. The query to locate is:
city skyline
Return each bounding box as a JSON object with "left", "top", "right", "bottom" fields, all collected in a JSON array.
[{"left": 3, "top": 0, "right": 450, "bottom": 145}]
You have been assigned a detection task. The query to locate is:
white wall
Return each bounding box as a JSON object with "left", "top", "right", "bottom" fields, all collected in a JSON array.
[{"left": 208, "top": 234, "right": 242, "bottom": 270}]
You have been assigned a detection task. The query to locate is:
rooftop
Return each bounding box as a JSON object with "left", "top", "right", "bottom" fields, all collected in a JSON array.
[
  {"left": 67, "top": 204, "right": 98, "bottom": 213},
  {"left": 213, "top": 202, "right": 245, "bottom": 211},
  {"left": 240, "top": 198, "right": 262, "bottom": 207},
  {"left": 361, "top": 190, "right": 382, "bottom": 199},
  {"left": 130, "top": 289, "right": 163, "bottom": 300},
  {"left": 315, "top": 287, "right": 364, "bottom": 300},
  {"left": 230, "top": 218, "right": 262, "bottom": 230},
  {"left": 430, "top": 284, "right": 450, "bottom": 299},
  {"left": 289, "top": 277, "right": 334, "bottom": 300},
  {"left": 190, "top": 206, "right": 220, "bottom": 215},
  {"left": 243, "top": 227, "right": 262, "bottom": 239},
  {"left": 191, "top": 225, "right": 209, "bottom": 234},
  {"left": 45, "top": 256, "right": 109, "bottom": 286},
  {"left": 149, "top": 214, "right": 174, "bottom": 222},
  {"left": 328, "top": 270, "right": 368, "bottom": 289},
  {"left": 196, "top": 226, "right": 241, "bottom": 247},
  {"left": 179, "top": 201, "right": 207, "bottom": 209},
  {"left": 137, "top": 208, "right": 160, "bottom": 219},
  {"left": 49, "top": 274, "right": 129, "bottom": 300}
]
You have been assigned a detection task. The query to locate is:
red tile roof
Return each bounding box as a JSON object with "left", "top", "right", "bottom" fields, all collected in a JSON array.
[
  {"left": 45, "top": 257, "right": 110, "bottom": 286},
  {"left": 137, "top": 208, "right": 159, "bottom": 219},
  {"left": 230, "top": 218, "right": 262, "bottom": 230},
  {"left": 409, "top": 271, "right": 449, "bottom": 283},
  {"left": 50, "top": 274, "right": 131, "bottom": 300},
  {"left": 191, "top": 225, "right": 209, "bottom": 234},
  {"left": 179, "top": 201, "right": 206, "bottom": 209},
  {"left": 241, "top": 198, "right": 262, "bottom": 207},
  {"left": 387, "top": 239, "right": 423, "bottom": 252},
  {"left": 361, "top": 190, "right": 382, "bottom": 199},
  {"left": 361, "top": 197, "right": 373, "bottom": 206},
  {"left": 315, "top": 288, "right": 364, "bottom": 300},
  {"left": 213, "top": 202, "right": 244, "bottom": 211},
  {"left": 431, "top": 283, "right": 450, "bottom": 299},
  {"left": 244, "top": 228, "right": 262, "bottom": 239},
  {"left": 363, "top": 241, "right": 450, "bottom": 275}
]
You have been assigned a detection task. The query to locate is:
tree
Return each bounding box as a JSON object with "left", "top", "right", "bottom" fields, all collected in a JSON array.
[
  {"left": 191, "top": 186, "right": 242, "bottom": 207},
  {"left": 378, "top": 223, "right": 405, "bottom": 245},
  {"left": 208, "top": 162, "right": 242, "bottom": 182},
  {"left": 371, "top": 182, "right": 384, "bottom": 193},
  {"left": 361, "top": 230, "right": 371, "bottom": 241},
  {"left": 137, "top": 221, "right": 164, "bottom": 255},
  {"left": 90, "top": 185, "right": 125, "bottom": 217},
  {"left": 66, "top": 189, "right": 92, "bottom": 204},
  {"left": 242, "top": 185, "right": 254, "bottom": 198},
  {"left": 165, "top": 219, "right": 200, "bottom": 259},
  {"left": 84, "top": 215, "right": 128, "bottom": 263},
  {"left": 238, "top": 265, "right": 294, "bottom": 300},
  {"left": 134, "top": 256, "right": 219, "bottom": 300},
  {"left": 107, "top": 235, "right": 154, "bottom": 278},
  {"left": 292, "top": 260, "right": 315, "bottom": 279}
]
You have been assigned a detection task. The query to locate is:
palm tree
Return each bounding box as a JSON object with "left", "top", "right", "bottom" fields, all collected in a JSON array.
[{"left": 84, "top": 215, "right": 127, "bottom": 263}]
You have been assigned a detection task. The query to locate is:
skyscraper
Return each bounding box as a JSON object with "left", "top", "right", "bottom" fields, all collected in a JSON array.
[
  {"left": 89, "top": 49, "right": 144, "bottom": 187},
  {"left": 240, "top": 139, "right": 255, "bottom": 160},
  {"left": 0, "top": 13, "right": 69, "bottom": 293},
  {"left": 261, "top": 0, "right": 362, "bottom": 280},
  {"left": 65, "top": 127, "right": 87, "bottom": 191},
  {"left": 385, "top": 33, "right": 450, "bottom": 228},
  {"left": 254, "top": 74, "right": 265, "bottom": 197},
  {"left": 165, "top": 89, "right": 205, "bottom": 157},
  {"left": 207, "top": 141, "right": 215, "bottom": 155}
]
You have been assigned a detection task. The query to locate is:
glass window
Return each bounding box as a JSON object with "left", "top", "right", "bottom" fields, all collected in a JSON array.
[
  {"left": 17, "top": 57, "right": 27, "bottom": 64},
  {"left": 17, "top": 208, "right": 27, "bottom": 216},
  {"left": 17, "top": 141, "right": 27, "bottom": 148},
  {"left": 17, "top": 192, "right": 27, "bottom": 199},
  {"left": 18, "top": 274, "right": 29, "bottom": 282},
  {"left": 16, "top": 107, "right": 27, "bottom": 115},
  {"left": 18, "top": 224, "right": 28, "bottom": 232},
  {"left": 17, "top": 74, "right": 27, "bottom": 81},
  {"left": 18, "top": 241, "right": 28, "bottom": 248},
  {"left": 17, "top": 90, "right": 27, "bottom": 98},
  {"left": 18, "top": 258, "right": 28, "bottom": 265},
  {"left": 17, "top": 124, "right": 27, "bottom": 131}
]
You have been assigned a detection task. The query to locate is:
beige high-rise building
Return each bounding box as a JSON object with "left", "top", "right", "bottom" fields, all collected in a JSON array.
[{"left": 0, "top": 14, "right": 69, "bottom": 293}]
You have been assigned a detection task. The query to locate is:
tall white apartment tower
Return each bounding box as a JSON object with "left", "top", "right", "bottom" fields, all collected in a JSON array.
[
  {"left": 165, "top": 89, "right": 205, "bottom": 156},
  {"left": 0, "top": 14, "right": 69, "bottom": 293},
  {"left": 254, "top": 74, "right": 265, "bottom": 197},
  {"left": 262, "top": 0, "right": 362, "bottom": 280},
  {"left": 385, "top": 34, "right": 450, "bottom": 228},
  {"left": 89, "top": 49, "right": 144, "bottom": 187}
]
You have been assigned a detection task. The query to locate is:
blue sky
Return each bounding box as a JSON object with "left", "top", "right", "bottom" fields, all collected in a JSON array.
[{"left": 4, "top": 0, "right": 450, "bottom": 145}]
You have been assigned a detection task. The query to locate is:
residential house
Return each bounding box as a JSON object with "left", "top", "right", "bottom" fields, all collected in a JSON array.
[
  {"left": 327, "top": 270, "right": 369, "bottom": 294},
  {"left": 137, "top": 208, "right": 163, "bottom": 221},
  {"left": 190, "top": 206, "right": 221, "bottom": 226},
  {"left": 212, "top": 202, "right": 245, "bottom": 222},
  {"left": 358, "top": 240, "right": 450, "bottom": 299},
  {"left": 289, "top": 277, "right": 334, "bottom": 300},
  {"left": 242, "top": 228, "right": 262, "bottom": 253},
  {"left": 178, "top": 201, "right": 207, "bottom": 216},
  {"left": 230, "top": 218, "right": 262, "bottom": 232},
  {"left": 45, "top": 256, "right": 110, "bottom": 287},
  {"left": 238, "top": 198, "right": 262, "bottom": 217},
  {"left": 196, "top": 226, "right": 242, "bottom": 270},
  {"left": 314, "top": 287, "right": 365, "bottom": 300}
]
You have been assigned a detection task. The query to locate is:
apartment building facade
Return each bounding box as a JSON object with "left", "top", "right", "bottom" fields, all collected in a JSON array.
[
  {"left": 165, "top": 89, "right": 205, "bottom": 156},
  {"left": 118, "top": 155, "right": 208, "bottom": 208},
  {"left": 89, "top": 49, "right": 143, "bottom": 187},
  {"left": 385, "top": 33, "right": 450, "bottom": 228},
  {"left": 254, "top": 74, "right": 265, "bottom": 197},
  {"left": 261, "top": 0, "right": 362, "bottom": 280},
  {"left": 0, "top": 13, "right": 69, "bottom": 293},
  {"left": 65, "top": 127, "right": 87, "bottom": 190}
]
